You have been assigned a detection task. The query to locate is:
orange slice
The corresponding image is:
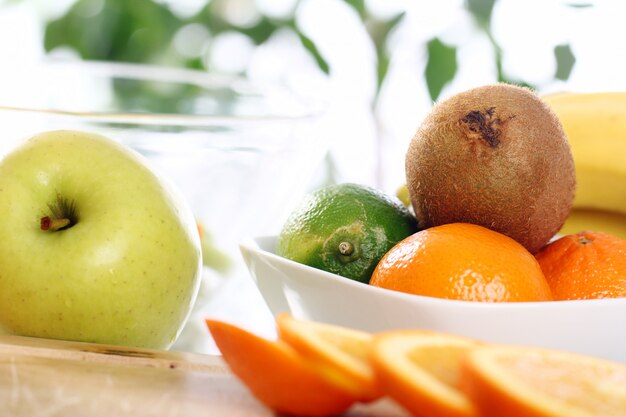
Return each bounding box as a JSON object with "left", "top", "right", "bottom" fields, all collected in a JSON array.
[
  {"left": 370, "top": 330, "right": 482, "bottom": 417},
  {"left": 206, "top": 319, "right": 356, "bottom": 416},
  {"left": 276, "top": 313, "right": 382, "bottom": 402},
  {"left": 461, "top": 345, "right": 626, "bottom": 417}
]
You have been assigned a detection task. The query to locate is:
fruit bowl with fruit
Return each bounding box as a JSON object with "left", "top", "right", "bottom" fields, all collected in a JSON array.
[
  {"left": 0, "top": 60, "right": 327, "bottom": 352},
  {"left": 240, "top": 234, "right": 626, "bottom": 363},
  {"left": 240, "top": 85, "right": 626, "bottom": 364}
]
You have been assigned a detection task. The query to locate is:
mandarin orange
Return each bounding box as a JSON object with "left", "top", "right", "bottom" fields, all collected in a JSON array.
[
  {"left": 370, "top": 223, "right": 552, "bottom": 302},
  {"left": 535, "top": 231, "right": 626, "bottom": 300}
]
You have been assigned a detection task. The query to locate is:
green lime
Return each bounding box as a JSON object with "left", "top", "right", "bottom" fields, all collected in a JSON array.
[{"left": 277, "top": 183, "right": 419, "bottom": 283}]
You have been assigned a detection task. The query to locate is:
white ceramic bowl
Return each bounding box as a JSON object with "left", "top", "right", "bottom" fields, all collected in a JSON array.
[{"left": 240, "top": 235, "right": 626, "bottom": 363}]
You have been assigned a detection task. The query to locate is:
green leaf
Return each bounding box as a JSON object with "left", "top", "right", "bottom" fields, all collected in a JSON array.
[
  {"left": 565, "top": 2, "right": 594, "bottom": 8},
  {"left": 44, "top": 0, "right": 183, "bottom": 63},
  {"left": 342, "top": 0, "right": 367, "bottom": 19},
  {"left": 190, "top": 4, "right": 228, "bottom": 35},
  {"left": 238, "top": 17, "right": 278, "bottom": 45},
  {"left": 554, "top": 43, "right": 576, "bottom": 80},
  {"left": 296, "top": 31, "right": 330, "bottom": 74},
  {"left": 190, "top": 5, "right": 278, "bottom": 45},
  {"left": 185, "top": 57, "right": 205, "bottom": 71},
  {"left": 424, "top": 38, "right": 458, "bottom": 102},
  {"left": 465, "top": 0, "right": 498, "bottom": 29},
  {"left": 377, "top": 54, "right": 390, "bottom": 95},
  {"left": 371, "top": 12, "right": 405, "bottom": 93}
]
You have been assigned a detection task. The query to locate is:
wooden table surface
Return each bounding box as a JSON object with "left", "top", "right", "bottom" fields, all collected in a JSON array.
[{"left": 0, "top": 334, "right": 408, "bottom": 417}]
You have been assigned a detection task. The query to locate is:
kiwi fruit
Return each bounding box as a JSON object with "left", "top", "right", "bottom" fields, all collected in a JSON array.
[{"left": 405, "top": 83, "right": 575, "bottom": 254}]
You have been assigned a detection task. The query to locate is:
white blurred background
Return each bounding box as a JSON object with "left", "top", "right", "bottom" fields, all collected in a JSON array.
[
  {"left": 1, "top": 0, "right": 625, "bottom": 352},
  {"left": 2, "top": 0, "right": 625, "bottom": 192}
]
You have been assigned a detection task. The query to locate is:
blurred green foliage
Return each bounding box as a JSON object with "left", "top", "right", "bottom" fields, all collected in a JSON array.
[
  {"left": 42, "top": 0, "right": 578, "bottom": 106},
  {"left": 425, "top": 38, "right": 458, "bottom": 103},
  {"left": 45, "top": 0, "right": 179, "bottom": 64},
  {"left": 554, "top": 44, "right": 576, "bottom": 81}
]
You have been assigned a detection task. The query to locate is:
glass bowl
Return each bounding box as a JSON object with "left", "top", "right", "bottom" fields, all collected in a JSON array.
[{"left": 0, "top": 60, "right": 328, "bottom": 353}]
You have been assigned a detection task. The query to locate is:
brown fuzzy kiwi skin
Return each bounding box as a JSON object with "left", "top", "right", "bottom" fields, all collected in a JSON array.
[{"left": 405, "top": 83, "right": 576, "bottom": 254}]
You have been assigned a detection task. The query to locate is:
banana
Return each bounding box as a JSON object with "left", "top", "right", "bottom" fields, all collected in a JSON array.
[
  {"left": 396, "top": 184, "right": 411, "bottom": 208},
  {"left": 543, "top": 92, "right": 626, "bottom": 215},
  {"left": 559, "top": 208, "right": 626, "bottom": 239}
]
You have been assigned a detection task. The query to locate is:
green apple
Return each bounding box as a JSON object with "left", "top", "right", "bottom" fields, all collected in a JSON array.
[{"left": 0, "top": 130, "right": 202, "bottom": 349}]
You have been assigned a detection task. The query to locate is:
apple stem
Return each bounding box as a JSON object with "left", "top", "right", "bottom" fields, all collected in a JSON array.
[
  {"left": 40, "top": 216, "right": 71, "bottom": 231},
  {"left": 41, "top": 194, "right": 78, "bottom": 232}
]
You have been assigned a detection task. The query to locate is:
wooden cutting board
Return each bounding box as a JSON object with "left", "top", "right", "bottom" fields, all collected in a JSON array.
[{"left": 0, "top": 334, "right": 408, "bottom": 417}]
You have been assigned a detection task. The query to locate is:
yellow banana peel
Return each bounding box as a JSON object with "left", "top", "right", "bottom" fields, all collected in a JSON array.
[
  {"left": 395, "top": 184, "right": 411, "bottom": 208},
  {"left": 559, "top": 208, "right": 626, "bottom": 239},
  {"left": 543, "top": 92, "right": 626, "bottom": 216}
]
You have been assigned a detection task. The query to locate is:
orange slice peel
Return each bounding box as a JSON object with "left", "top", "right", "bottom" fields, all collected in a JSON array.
[
  {"left": 461, "top": 345, "right": 626, "bottom": 417},
  {"left": 370, "top": 330, "right": 482, "bottom": 417},
  {"left": 206, "top": 319, "right": 357, "bottom": 417},
  {"left": 276, "top": 312, "right": 382, "bottom": 402},
  {"left": 209, "top": 315, "right": 626, "bottom": 417}
]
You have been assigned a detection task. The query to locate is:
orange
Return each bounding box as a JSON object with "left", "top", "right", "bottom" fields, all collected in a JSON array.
[
  {"left": 535, "top": 230, "right": 626, "bottom": 300},
  {"left": 370, "top": 330, "right": 482, "bottom": 417},
  {"left": 370, "top": 223, "right": 553, "bottom": 302},
  {"left": 276, "top": 313, "right": 382, "bottom": 402},
  {"left": 461, "top": 345, "right": 626, "bottom": 417},
  {"left": 206, "top": 319, "right": 356, "bottom": 416}
]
